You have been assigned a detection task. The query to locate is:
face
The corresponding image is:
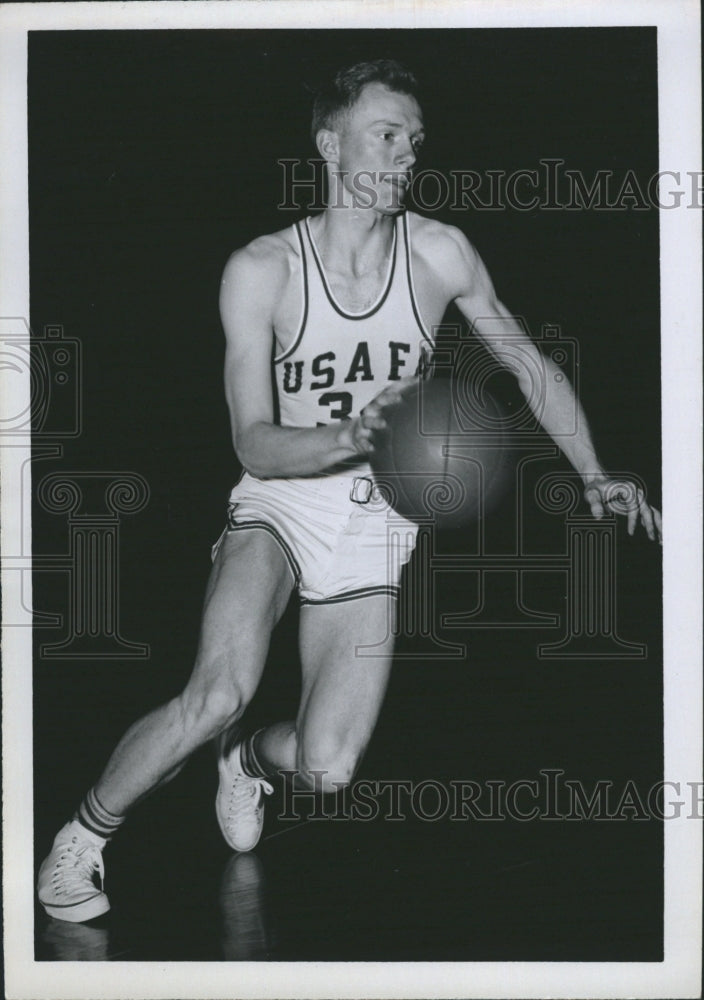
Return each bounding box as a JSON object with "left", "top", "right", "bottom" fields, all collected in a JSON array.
[{"left": 321, "top": 82, "right": 425, "bottom": 214}]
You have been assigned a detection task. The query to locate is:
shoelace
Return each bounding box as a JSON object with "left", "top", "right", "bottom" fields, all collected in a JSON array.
[
  {"left": 52, "top": 840, "right": 105, "bottom": 895},
  {"left": 227, "top": 774, "right": 274, "bottom": 818}
]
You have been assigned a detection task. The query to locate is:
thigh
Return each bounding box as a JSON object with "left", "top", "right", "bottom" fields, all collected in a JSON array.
[
  {"left": 296, "top": 594, "right": 398, "bottom": 759},
  {"left": 188, "top": 526, "right": 295, "bottom": 703}
]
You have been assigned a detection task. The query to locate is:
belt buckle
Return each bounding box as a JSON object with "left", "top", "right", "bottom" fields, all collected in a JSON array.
[{"left": 350, "top": 476, "right": 374, "bottom": 504}]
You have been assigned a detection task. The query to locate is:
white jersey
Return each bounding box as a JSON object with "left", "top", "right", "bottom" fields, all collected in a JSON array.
[
  {"left": 274, "top": 212, "right": 434, "bottom": 430},
  {"left": 215, "top": 212, "right": 431, "bottom": 601}
]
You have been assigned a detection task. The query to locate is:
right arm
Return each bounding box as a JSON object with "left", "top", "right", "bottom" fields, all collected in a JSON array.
[{"left": 220, "top": 242, "right": 394, "bottom": 478}]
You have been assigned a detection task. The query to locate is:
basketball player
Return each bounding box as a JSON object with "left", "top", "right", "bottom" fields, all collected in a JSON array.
[{"left": 37, "top": 59, "right": 662, "bottom": 923}]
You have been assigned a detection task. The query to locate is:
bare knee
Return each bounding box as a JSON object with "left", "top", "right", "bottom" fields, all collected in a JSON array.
[
  {"left": 296, "top": 733, "right": 363, "bottom": 794},
  {"left": 177, "top": 673, "right": 250, "bottom": 744}
]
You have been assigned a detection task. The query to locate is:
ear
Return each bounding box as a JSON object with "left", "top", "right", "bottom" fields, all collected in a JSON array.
[{"left": 316, "top": 128, "right": 339, "bottom": 163}]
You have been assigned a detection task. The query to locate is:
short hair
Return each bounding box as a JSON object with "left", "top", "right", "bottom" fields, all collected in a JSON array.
[{"left": 311, "top": 59, "right": 419, "bottom": 142}]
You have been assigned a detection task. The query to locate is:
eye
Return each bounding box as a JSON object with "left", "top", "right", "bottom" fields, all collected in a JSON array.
[{"left": 379, "top": 131, "right": 394, "bottom": 141}]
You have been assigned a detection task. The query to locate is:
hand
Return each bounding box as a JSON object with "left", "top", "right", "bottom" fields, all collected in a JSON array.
[
  {"left": 348, "top": 377, "right": 419, "bottom": 455},
  {"left": 583, "top": 476, "right": 662, "bottom": 544}
]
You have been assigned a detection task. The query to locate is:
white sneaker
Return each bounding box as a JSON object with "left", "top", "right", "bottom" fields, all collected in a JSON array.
[
  {"left": 216, "top": 736, "right": 273, "bottom": 852},
  {"left": 37, "top": 820, "right": 110, "bottom": 923}
]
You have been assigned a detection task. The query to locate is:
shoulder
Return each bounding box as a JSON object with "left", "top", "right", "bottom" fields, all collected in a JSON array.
[
  {"left": 220, "top": 223, "right": 302, "bottom": 302},
  {"left": 408, "top": 212, "right": 477, "bottom": 262},
  {"left": 406, "top": 212, "right": 482, "bottom": 292}
]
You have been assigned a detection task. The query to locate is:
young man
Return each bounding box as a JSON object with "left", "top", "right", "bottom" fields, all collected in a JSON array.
[{"left": 37, "top": 59, "right": 661, "bottom": 923}]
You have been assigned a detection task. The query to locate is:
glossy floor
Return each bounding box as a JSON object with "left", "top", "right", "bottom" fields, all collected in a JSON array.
[{"left": 35, "top": 780, "right": 663, "bottom": 962}]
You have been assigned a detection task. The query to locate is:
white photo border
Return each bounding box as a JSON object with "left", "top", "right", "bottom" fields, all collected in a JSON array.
[{"left": 1, "top": 1, "right": 701, "bottom": 998}]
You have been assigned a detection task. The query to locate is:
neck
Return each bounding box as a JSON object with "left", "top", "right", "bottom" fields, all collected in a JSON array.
[{"left": 313, "top": 205, "right": 397, "bottom": 276}]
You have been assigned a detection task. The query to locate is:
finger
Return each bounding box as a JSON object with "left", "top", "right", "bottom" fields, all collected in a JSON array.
[
  {"left": 354, "top": 429, "right": 376, "bottom": 454},
  {"left": 638, "top": 498, "right": 656, "bottom": 542},
  {"left": 626, "top": 487, "right": 646, "bottom": 536},
  {"left": 364, "top": 399, "right": 386, "bottom": 419},
  {"left": 351, "top": 414, "right": 372, "bottom": 441},
  {"left": 586, "top": 496, "right": 606, "bottom": 520},
  {"left": 602, "top": 482, "right": 639, "bottom": 531},
  {"left": 622, "top": 486, "right": 644, "bottom": 537},
  {"left": 355, "top": 421, "right": 374, "bottom": 439},
  {"left": 360, "top": 403, "right": 380, "bottom": 423},
  {"left": 647, "top": 505, "right": 662, "bottom": 545},
  {"left": 377, "top": 376, "right": 418, "bottom": 403},
  {"left": 584, "top": 485, "right": 605, "bottom": 520},
  {"left": 375, "top": 388, "right": 405, "bottom": 409},
  {"left": 627, "top": 502, "right": 637, "bottom": 536},
  {"left": 361, "top": 411, "right": 388, "bottom": 431},
  {"left": 396, "top": 374, "right": 421, "bottom": 394},
  {"left": 604, "top": 482, "right": 635, "bottom": 513},
  {"left": 652, "top": 507, "right": 663, "bottom": 545}
]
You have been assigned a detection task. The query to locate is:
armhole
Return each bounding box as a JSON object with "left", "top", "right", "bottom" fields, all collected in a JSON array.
[
  {"left": 273, "top": 222, "right": 308, "bottom": 364},
  {"left": 403, "top": 212, "right": 435, "bottom": 347}
]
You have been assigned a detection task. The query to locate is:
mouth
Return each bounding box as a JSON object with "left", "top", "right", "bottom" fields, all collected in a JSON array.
[{"left": 384, "top": 174, "right": 411, "bottom": 194}]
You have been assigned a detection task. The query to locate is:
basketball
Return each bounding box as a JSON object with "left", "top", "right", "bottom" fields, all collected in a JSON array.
[{"left": 369, "top": 378, "right": 513, "bottom": 528}]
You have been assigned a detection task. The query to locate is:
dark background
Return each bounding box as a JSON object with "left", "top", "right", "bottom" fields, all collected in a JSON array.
[{"left": 30, "top": 28, "right": 663, "bottom": 961}]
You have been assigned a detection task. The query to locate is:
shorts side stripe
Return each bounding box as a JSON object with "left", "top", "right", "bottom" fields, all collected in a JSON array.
[{"left": 300, "top": 586, "right": 399, "bottom": 607}]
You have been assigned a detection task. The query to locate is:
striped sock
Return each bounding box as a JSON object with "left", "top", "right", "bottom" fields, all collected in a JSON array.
[
  {"left": 75, "top": 787, "right": 126, "bottom": 841},
  {"left": 239, "top": 728, "right": 271, "bottom": 781}
]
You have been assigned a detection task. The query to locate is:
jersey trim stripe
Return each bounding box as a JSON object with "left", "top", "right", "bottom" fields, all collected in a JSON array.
[
  {"left": 273, "top": 222, "right": 309, "bottom": 364},
  {"left": 403, "top": 212, "right": 434, "bottom": 347},
  {"left": 303, "top": 215, "right": 398, "bottom": 321}
]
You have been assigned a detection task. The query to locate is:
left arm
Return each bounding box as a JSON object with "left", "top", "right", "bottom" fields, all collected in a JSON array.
[{"left": 438, "top": 226, "right": 661, "bottom": 542}]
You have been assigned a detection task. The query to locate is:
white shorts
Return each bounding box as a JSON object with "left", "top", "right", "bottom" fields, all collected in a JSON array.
[{"left": 211, "top": 468, "right": 419, "bottom": 604}]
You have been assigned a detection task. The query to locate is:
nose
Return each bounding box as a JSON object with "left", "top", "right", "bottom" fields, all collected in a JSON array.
[{"left": 395, "top": 136, "right": 416, "bottom": 170}]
